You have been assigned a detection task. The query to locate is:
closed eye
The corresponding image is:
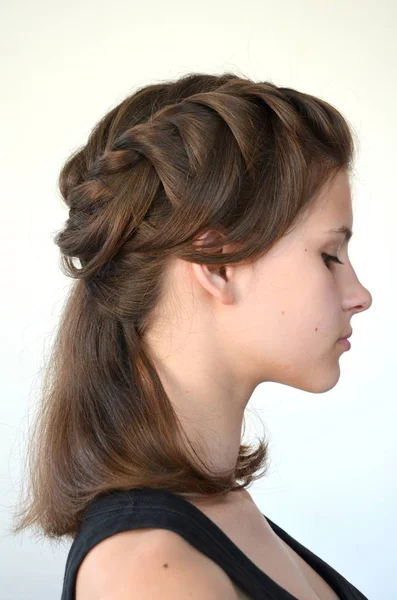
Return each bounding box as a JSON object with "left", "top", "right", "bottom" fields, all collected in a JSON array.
[{"left": 322, "top": 253, "right": 344, "bottom": 268}]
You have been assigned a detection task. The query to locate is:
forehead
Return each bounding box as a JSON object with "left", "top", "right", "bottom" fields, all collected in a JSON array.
[
  {"left": 253, "top": 170, "right": 354, "bottom": 266},
  {"left": 308, "top": 170, "right": 353, "bottom": 226}
]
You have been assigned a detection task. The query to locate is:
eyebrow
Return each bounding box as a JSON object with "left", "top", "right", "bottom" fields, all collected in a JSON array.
[{"left": 325, "top": 226, "right": 353, "bottom": 243}]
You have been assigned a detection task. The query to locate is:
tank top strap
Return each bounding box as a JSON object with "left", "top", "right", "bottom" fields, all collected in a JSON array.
[
  {"left": 60, "top": 487, "right": 368, "bottom": 600},
  {"left": 61, "top": 486, "right": 280, "bottom": 600}
]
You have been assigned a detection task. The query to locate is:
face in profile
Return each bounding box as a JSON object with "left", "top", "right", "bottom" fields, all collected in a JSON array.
[
  {"left": 147, "top": 170, "right": 373, "bottom": 402},
  {"left": 225, "top": 169, "right": 373, "bottom": 394}
]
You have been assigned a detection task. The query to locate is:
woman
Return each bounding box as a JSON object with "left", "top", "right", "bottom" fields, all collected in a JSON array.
[{"left": 11, "top": 72, "right": 372, "bottom": 599}]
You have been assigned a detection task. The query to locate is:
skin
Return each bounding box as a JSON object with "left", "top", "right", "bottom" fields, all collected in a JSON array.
[{"left": 145, "top": 169, "right": 373, "bottom": 478}]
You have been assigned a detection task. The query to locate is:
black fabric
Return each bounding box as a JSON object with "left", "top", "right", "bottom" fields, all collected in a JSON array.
[{"left": 60, "top": 487, "right": 369, "bottom": 600}]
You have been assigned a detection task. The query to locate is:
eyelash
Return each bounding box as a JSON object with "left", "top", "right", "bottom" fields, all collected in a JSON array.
[{"left": 322, "top": 253, "right": 344, "bottom": 268}]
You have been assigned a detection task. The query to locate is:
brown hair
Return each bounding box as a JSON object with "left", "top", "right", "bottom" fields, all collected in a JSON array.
[{"left": 10, "top": 72, "right": 356, "bottom": 542}]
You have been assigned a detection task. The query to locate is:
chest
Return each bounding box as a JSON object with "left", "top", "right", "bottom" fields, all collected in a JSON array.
[{"left": 190, "top": 495, "right": 340, "bottom": 600}]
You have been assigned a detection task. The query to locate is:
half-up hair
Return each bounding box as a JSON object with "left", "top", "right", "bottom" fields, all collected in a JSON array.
[{"left": 11, "top": 72, "right": 356, "bottom": 541}]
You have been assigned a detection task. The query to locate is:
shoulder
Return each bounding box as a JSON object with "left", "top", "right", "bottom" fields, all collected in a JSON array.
[{"left": 76, "top": 528, "right": 239, "bottom": 599}]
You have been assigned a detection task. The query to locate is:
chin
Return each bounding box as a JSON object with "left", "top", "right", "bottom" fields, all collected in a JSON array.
[
  {"left": 303, "top": 367, "right": 342, "bottom": 394},
  {"left": 277, "top": 364, "right": 342, "bottom": 394}
]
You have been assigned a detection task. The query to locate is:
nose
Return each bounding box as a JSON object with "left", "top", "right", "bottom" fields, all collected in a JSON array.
[{"left": 353, "top": 284, "right": 372, "bottom": 314}]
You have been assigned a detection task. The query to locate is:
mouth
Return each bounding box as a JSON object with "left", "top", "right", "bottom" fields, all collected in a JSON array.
[{"left": 338, "top": 329, "right": 352, "bottom": 340}]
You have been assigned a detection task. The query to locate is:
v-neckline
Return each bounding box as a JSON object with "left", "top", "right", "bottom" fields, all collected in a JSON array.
[
  {"left": 88, "top": 487, "right": 349, "bottom": 600},
  {"left": 168, "top": 489, "right": 346, "bottom": 600}
]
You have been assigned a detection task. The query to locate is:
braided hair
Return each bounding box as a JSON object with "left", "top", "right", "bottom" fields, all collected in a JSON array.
[{"left": 11, "top": 72, "right": 356, "bottom": 540}]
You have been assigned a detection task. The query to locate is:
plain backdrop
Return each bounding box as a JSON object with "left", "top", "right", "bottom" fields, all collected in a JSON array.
[{"left": 1, "top": 1, "right": 396, "bottom": 598}]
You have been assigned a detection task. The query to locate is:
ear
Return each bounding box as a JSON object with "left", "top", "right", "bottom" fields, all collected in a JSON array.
[{"left": 191, "top": 229, "right": 235, "bottom": 305}]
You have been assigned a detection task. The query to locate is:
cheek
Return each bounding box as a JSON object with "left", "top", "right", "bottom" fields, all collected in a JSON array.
[
  {"left": 268, "top": 275, "right": 338, "bottom": 346},
  {"left": 241, "top": 258, "right": 338, "bottom": 345}
]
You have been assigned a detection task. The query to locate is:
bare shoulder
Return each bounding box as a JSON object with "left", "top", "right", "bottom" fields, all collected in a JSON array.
[{"left": 76, "top": 527, "right": 239, "bottom": 600}]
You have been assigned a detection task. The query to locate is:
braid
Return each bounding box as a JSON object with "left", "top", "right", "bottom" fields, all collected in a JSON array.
[{"left": 56, "top": 80, "right": 325, "bottom": 290}]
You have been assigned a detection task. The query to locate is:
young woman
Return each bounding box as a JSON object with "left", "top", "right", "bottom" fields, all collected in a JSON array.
[{"left": 12, "top": 72, "right": 372, "bottom": 599}]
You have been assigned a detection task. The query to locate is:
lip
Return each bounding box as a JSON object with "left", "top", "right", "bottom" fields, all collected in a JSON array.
[
  {"left": 338, "top": 338, "right": 351, "bottom": 350},
  {"left": 338, "top": 330, "right": 352, "bottom": 340}
]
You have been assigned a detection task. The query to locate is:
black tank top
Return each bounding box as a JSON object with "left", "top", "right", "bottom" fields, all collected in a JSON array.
[{"left": 60, "top": 487, "right": 369, "bottom": 600}]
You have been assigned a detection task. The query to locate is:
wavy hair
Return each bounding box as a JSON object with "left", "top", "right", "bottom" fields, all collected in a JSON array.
[{"left": 11, "top": 72, "right": 356, "bottom": 541}]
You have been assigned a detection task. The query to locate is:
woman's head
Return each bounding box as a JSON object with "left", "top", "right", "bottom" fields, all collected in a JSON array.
[
  {"left": 152, "top": 169, "right": 371, "bottom": 410},
  {"left": 11, "top": 72, "right": 371, "bottom": 540}
]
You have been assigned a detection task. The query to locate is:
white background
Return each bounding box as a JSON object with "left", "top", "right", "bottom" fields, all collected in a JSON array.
[{"left": 1, "top": 0, "right": 396, "bottom": 598}]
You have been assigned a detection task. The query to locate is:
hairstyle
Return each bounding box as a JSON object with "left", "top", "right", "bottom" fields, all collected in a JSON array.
[{"left": 11, "top": 71, "right": 356, "bottom": 542}]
